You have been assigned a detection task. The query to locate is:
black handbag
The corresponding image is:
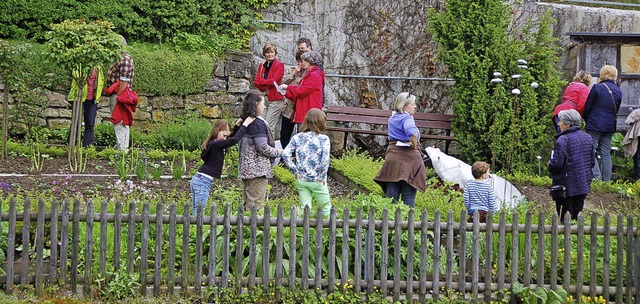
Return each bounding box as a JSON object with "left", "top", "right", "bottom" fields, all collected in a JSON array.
[{"left": 549, "top": 185, "right": 566, "bottom": 200}]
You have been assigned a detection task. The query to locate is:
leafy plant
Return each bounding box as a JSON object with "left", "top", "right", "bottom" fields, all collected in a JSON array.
[
  {"left": 512, "top": 282, "right": 569, "bottom": 304},
  {"left": 428, "top": 4, "right": 563, "bottom": 173},
  {"left": 96, "top": 267, "right": 141, "bottom": 300}
]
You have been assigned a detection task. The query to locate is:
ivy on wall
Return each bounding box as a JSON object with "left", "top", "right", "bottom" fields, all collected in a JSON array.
[{"left": 429, "top": 2, "right": 564, "bottom": 173}]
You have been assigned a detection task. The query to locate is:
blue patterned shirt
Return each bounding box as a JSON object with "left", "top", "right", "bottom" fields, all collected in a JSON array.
[
  {"left": 282, "top": 132, "right": 331, "bottom": 182},
  {"left": 463, "top": 179, "right": 498, "bottom": 215}
]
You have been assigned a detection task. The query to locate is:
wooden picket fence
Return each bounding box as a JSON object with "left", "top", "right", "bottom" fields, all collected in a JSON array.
[{"left": 0, "top": 197, "right": 639, "bottom": 302}]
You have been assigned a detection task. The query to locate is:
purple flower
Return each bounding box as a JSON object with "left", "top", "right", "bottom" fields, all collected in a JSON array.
[{"left": 0, "top": 182, "right": 10, "bottom": 194}]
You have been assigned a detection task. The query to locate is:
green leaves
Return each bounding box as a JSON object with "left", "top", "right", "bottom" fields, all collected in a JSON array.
[{"left": 428, "top": 2, "right": 563, "bottom": 173}]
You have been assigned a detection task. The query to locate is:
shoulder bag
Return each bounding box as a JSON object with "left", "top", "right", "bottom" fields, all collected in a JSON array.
[{"left": 601, "top": 82, "right": 619, "bottom": 113}]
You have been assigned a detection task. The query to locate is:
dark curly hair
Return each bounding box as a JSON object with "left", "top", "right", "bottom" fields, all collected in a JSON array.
[{"left": 241, "top": 90, "right": 264, "bottom": 119}]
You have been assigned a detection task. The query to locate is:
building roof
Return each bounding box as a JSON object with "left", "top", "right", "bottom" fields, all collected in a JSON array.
[{"left": 566, "top": 32, "right": 640, "bottom": 45}]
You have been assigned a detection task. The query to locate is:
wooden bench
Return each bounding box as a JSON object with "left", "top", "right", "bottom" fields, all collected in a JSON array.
[{"left": 325, "top": 105, "right": 456, "bottom": 153}]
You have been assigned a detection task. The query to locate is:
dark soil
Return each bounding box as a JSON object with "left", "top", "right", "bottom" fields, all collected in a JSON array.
[{"left": 0, "top": 156, "right": 629, "bottom": 214}]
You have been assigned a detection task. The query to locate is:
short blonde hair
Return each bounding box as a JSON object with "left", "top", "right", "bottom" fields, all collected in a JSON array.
[
  {"left": 599, "top": 65, "right": 618, "bottom": 81},
  {"left": 573, "top": 70, "right": 591, "bottom": 86},
  {"left": 394, "top": 92, "right": 417, "bottom": 113}
]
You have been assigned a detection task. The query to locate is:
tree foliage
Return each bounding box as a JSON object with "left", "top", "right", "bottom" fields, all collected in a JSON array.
[
  {"left": 428, "top": 2, "right": 563, "bottom": 173},
  {"left": 0, "top": 0, "right": 278, "bottom": 53},
  {"left": 44, "top": 19, "right": 123, "bottom": 172}
]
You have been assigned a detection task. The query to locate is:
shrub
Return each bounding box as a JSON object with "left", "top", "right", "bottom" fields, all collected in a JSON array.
[
  {"left": 94, "top": 123, "right": 116, "bottom": 147},
  {"left": 154, "top": 115, "right": 211, "bottom": 151},
  {"left": 128, "top": 43, "right": 215, "bottom": 96}
]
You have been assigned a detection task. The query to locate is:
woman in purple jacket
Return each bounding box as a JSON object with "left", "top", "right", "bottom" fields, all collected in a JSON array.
[{"left": 548, "top": 109, "right": 595, "bottom": 220}]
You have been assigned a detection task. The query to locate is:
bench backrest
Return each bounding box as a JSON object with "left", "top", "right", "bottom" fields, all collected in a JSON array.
[{"left": 326, "top": 105, "right": 454, "bottom": 130}]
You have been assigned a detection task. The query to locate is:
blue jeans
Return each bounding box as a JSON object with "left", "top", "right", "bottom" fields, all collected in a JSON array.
[
  {"left": 587, "top": 131, "right": 613, "bottom": 181},
  {"left": 385, "top": 180, "right": 417, "bottom": 208},
  {"left": 190, "top": 173, "right": 213, "bottom": 215},
  {"left": 82, "top": 100, "right": 97, "bottom": 147}
]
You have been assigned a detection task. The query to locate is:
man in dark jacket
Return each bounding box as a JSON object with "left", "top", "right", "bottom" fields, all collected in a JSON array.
[{"left": 548, "top": 109, "right": 595, "bottom": 220}]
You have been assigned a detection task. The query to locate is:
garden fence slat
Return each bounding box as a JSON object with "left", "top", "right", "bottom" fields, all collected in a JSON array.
[
  {"left": 71, "top": 200, "right": 79, "bottom": 293},
  {"left": 354, "top": 207, "right": 363, "bottom": 293},
  {"left": 616, "top": 214, "right": 624, "bottom": 304},
  {"left": 446, "top": 210, "right": 454, "bottom": 291},
  {"left": 524, "top": 212, "right": 532, "bottom": 287},
  {"left": 341, "top": 208, "right": 348, "bottom": 287},
  {"left": 59, "top": 200, "right": 69, "bottom": 285},
  {"left": 208, "top": 204, "right": 217, "bottom": 286},
  {"left": 168, "top": 203, "right": 177, "bottom": 293},
  {"left": 564, "top": 214, "right": 572, "bottom": 291},
  {"left": 195, "top": 206, "right": 203, "bottom": 295},
  {"left": 483, "top": 213, "right": 492, "bottom": 297},
  {"left": 625, "top": 216, "right": 634, "bottom": 303},
  {"left": 549, "top": 214, "right": 556, "bottom": 289},
  {"left": 235, "top": 204, "right": 244, "bottom": 293},
  {"left": 3, "top": 202, "right": 639, "bottom": 301},
  {"left": 99, "top": 201, "right": 108, "bottom": 278},
  {"left": 221, "top": 204, "right": 230, "bottom": 288},
  {"left": 21, "top": 198, "right": 31, "bottom": 286},
  {"left": 328, "top": 207, "right": 336, "bottom": 292},
  {"left": 154, "top": 201, "right": 164, "bottom": 297},
  {"left": 84, "top": 200, "right": 94, "bottom": 295},
  {"left": 603, "top": 214, "right": 611, "bottom": 300},
  {"left": 406, "top": 209, "right": 415, "bottom": 300},
  {"left": 577, "top": 215, "right": 585, "bottom": 294},
  {"left": 301, "top": 206, "right": 310, "bottom": 290},
  {"left": 380, "top": 208, "right": 389, "bottom": 295},
  {"left": 497, "top": 212, "right": 506, "bottom": 292},
  {"left": 35, "top": 198, "right": 45, "bottom": 297},
  {"left": 140, "top": 203, "right": 149, "bottom": 296},
  {"left": 419, "top": 210, "right": 428, "bottom": 303},
  {"left": 49, "top": 199, "right": 59, "bottom": 283},
  {"left": 114, "top": 202, "right": 122, "bottom": 271},
  {"left": 248, "top": 208, "right": 257, "bottom": 289},
  {"left": 263, "top": 205, "right": 271, "bottom": 287},
  {"left": 590, "top": 215, "right": 598, "bottom": 297},
  {"left": 275, "top": 205, "right": 283, "bottom": 295},
  {"left": 393, "top": 208, "right": 401, "bottom": 302},
  {"left": 431, "top": 209, "right": 439, "bottom": 299},
  {"left": 183, "top": 203, "right": 191, "bottom": 293},
  {"left": 127, "top": 202, "right": 136, "bottom": 273},
  {"left": 458, "top": 210, "right": 466, "bottom": 294},
  {"left": 365, "top": 207, "right": 374, "bottom": 293},
  {"left": 316, "top": 207, "right": 325, "bottom": 289},
  {"left": 537, "top": 212, "right": 545, "bottom": 288},
  {"left": 6, "top": 198, "right": 16, "bottom": 290},
  {"left": 471, "top": 213, "right": 479, "bottom": 298},
  {"left": 511, "top": 213, "right": 519, "bottom": 289},
  {"left": 289, "top": 206, "right": 298, "bottom": 290}
]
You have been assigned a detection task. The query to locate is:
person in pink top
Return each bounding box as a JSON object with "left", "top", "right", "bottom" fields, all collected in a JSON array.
[{"left": 552, "top": 70, "right": 591, "bottom": 133}]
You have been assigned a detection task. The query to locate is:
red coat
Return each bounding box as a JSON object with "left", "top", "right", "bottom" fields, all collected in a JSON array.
[
  {"left": 254, "top": 59, "right": 285, "bottom": 102},
  {"left": 110, "top": 89, "right": 138, "bottom": 126},
  {"left": 285, "top": 66, "right": 325, "bottom": 123},
  {"left": 553, "top": 82, "right": 590, "bottom": 116}
]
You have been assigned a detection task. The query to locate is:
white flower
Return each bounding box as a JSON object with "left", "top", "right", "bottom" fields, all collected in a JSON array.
[
  {"left": 493, "top": 72, "right": 502, "bottom": 77},
  {"left": 511, "top": 88, "right": 521, "bottom": 95},
  {"left": 491, "top": 78, "right": 503, "bottom": 83},
  {"left": 511, "top": 74, "right": 522, "bottom": 79},
  {"left": 517, "top": 59, "right": 528, "bottom": 65},
  {"left": 530, "top": 82, "right": 539, "bottom": 89}
]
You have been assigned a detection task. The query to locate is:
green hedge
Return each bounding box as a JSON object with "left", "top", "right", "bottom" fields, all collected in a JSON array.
[
  {"left": 0, "top": 0, "right": 278, "bottom": 52},
  {"left": 128, "top": 43, "right": 214, "bottom": 96}
]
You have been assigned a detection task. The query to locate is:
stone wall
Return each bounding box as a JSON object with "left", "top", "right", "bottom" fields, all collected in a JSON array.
[{"left": 3, "top": 51, "right": 256, "bottom": 134}]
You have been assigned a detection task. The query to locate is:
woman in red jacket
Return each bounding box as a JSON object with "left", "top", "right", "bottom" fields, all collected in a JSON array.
[
  {"left": 279, "top": 51, "right": 325, "bottom": 125},
  {"left": 253, "top": 43, "right": 285, "bottom": 138}
]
